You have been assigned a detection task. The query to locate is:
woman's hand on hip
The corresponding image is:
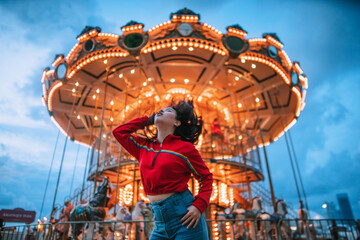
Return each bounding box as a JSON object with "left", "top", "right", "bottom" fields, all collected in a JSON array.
[{"left": 181, "top": 205, "right": 201, "bottom": 229}]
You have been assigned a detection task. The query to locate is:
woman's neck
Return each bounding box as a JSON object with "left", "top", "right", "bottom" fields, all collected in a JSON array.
[{"left": 157, "top": 127, "right": 175, "bottom": 144}]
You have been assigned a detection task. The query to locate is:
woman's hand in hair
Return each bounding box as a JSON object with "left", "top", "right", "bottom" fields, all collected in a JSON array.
[{"left": 181, "top": 205, "right": 201, "bottom": 229}]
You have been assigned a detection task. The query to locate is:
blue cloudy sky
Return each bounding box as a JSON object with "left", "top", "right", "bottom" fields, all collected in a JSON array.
[{"left": 1, "top": 0, "right": 359, "bottom": 222}]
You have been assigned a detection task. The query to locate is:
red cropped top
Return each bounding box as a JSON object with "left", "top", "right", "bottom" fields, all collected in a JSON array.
[{"left": 112, "top": 116, "right": 213, "bottom": 213}]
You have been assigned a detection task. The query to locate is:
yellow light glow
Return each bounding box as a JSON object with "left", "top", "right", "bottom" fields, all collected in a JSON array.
[
  {"left": 184, "top": 78, "right": 189, "bottom": 84},
  {"left": 47, "top": 81, "right": 63, "bottom": 112},
  {"left": 104, "top": 59, "right": 108, "bottom": 64},
  {"left": 75, "top": 82, "right": 79, "bottom": 86},
  {"left": 241, "top": 53, "right": 290, "bottom": 85},
  {"left": 251, "top": 63, "right": 256, "bottom": 69},
  {"left": 92, "top": 94, "right": 96, "bottom": 99},
  {"left": 229, "top": 188, "right": 234, "bottom": 207},
  {"left": 188, "top": 47, "right": 194, "bottom": 51},
  {"left": 110, "top": 117, "right": 114, "bottom": 122},
  {"left": 119, "top": 73, "right": 123, "bottom": 78},
  {"left": 266, "top": 35, "right": 284, "bottom": 49},
  {"left": 285, "top": 118, "right": 297, "bottom": 132},
  {"left": 170, "top": 78, "right": 175, "bottom": 83},
  {"left": 130, "top": 69, "right": 135, "bottom": 74},
  {"left": 299, "top": 75, "right": 308, "bottom": 89},
  {"left": 143, "top": 82, "right": 147, "bottom": 86},
  {"left": 94, "top": 116, "right": 98, "bottom": 120},
  {"left": 110, "top": 100, "right": 114, "bottom": 105},
  {"left": 293, "top": 62, "right": 303, "bottom": 74},
  {"left": 77, "top": 115, "right": 80, "bottom": 119},
  {"left": 238, "top": 103, "right": 242, "bottom": 108},
  {"left": 238, "top": 135, "right": 243, "bottom": 140},
  {"left": 96, "top": 89, "right": 100, "bottom": 93},
  {"left": 67, "top": 49, "right": 128, "bottom": 78},
  {"left": 72, "top": 88, "right": 75, "bottom": 93},
  {"left": 220, "top": 183, "right": 230, "bottom": 205},
  {"left": 123, "top": 184, "right": 133, "bottom": 205},
  {"left": 255, "top": 97, "right": 260, "bottom": 102},
  {"left": 241, "top": 58, "right": 246, "bottom": 63},
  {"left": 292, "top": 86, "right": 302, "bottom": 117},
  {"left": 210, "top": 182, "right": 218, "bottom": 202},
  {"left": 235, "top": 76, "right": 239, "bottom": 81}
]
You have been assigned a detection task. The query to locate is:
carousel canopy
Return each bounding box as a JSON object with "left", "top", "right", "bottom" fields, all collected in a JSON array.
[{"left": 41, "top": 8, "right": 308, "bottom": 148}]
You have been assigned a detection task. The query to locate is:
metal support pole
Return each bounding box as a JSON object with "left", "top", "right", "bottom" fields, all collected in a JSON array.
[
  {"left": 94, "top": 68, "right": 111, "bottom": 191},
  {"left": 51, "top": 86, "right": 78, "bottom": 219}
]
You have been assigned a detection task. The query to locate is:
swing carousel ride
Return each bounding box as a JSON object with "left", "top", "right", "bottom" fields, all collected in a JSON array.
[{"left": 41, "top": 7, "right": 307, "bottom": 232}]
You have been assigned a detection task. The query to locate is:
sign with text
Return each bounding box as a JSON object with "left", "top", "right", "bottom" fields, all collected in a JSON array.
[{"left": 0, "top": 208, "right": 36, "bottom": 223}]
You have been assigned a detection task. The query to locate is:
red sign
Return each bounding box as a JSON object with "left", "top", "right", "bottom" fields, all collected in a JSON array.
[{"left": 0, "top": 208, "right": 36, "bottom": 223}]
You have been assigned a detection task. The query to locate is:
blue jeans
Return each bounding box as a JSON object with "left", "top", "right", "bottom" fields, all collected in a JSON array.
[{"left": 149, "top": 189, "right": 209, "bottom": 239}]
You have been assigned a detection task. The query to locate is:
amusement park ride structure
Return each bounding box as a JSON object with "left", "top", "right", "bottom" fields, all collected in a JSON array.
[{"left": 41, "top": 7, "right": 308, "bottom": 227}]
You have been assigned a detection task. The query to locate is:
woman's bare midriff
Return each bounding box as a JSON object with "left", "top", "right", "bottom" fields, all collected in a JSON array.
[{"left": 148, "top": 192, "right": 175, "bottom": 202}]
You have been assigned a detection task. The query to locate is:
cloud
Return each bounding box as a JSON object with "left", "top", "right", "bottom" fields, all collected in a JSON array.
[
  {"left": 0, "top": 8, "right": 51, "bottom": 128},
  {"left": 0, "top": 186, "right": 16, "bottom": 206}
]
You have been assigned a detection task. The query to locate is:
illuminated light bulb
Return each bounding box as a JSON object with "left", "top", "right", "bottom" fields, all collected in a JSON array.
[
  {"left": 104, "top": 59, "right": 108, "bottom": 64},
  {"left": 130, "top": 69, "right": 135, "bottom": 74},
  {"left": 75, "top": 82, "right": 79, "bottom": 86},
  {"left": 198, "top": 96, "right": 202, "bottom": 102},
  {"left": 72, "top": 88, "right": 75, "bottom": 93},
  {"left": 209, "top": 80, "right": 213, "bottom": 85},
  {"left": 138, "top": 100, "right": 142, "bottom": 103},
  {"left": 255, "top": 97, "right": 260, "bottom": 102},
  {"left": 238, "top": 103, "right": 242, "bottom": 108},
  {"left": 143, "top": 82, "right": 147, "bottom": 86},
  {"left": 251, "top": 63, "right": 256, "bottom": 69},
  {"left": 188, "top": 47, "right": 194, "bottom": 51},
  {"left": 184, "top": 78, "right": 189, "bottom": 84},
  {"left": 110, "top": 100, "right": 114, "bottom": 105},
  {"left": 228, "top": 69, "right": 232, "bottom": 73},
  {"left": 94, "top": 116, "right": 98, "bottom": 120},
  {"left": 148, "top": 77, "right": 152, "bottom": 81},
  {"left": 170, "top": 78, "right": 175, "bottom": 83},
  {"left": 213, "top": 101, "right": 217, "bottom": 105},
  {"left": 119, "top": 73, "right": 123, "bottom": 78},
  {"left": 235, "top": 76, "right": 239, "bottom": 81},
  {"left": 96, "top": 89, "right": 100, "bottom": 93},
  {"left": 77, "top": 115, "right": 80, "bottom": 119},
  {"left": 92, "top": 95, "right": 96, "bottom": 99}
]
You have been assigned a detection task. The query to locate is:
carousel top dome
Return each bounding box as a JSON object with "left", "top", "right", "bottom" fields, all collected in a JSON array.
[{"left": 41, "top": 8, "right": 308, "bottom": 150}]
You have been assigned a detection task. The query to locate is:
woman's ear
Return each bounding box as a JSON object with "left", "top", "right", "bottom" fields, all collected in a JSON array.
[{"left": 174, "top": 120, "right": 181, "bottom": 127}]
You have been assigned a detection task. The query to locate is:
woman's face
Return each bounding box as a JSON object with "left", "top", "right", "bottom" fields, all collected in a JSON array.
[{"left": 155, "top": 107, "right": 180, "bottom": 128}]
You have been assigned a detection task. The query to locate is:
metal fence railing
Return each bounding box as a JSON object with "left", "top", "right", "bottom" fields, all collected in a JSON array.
[{"left": 1, "top": 218, "right": 359, "bottom": 240}]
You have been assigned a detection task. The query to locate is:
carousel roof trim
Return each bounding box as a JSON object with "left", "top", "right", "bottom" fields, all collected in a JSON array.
[
  {"left": 170, "top": 8, "right": 200, "bottom": 22},
  {"left": 77, "top": 26, "right": 101, "bottom": 39}
]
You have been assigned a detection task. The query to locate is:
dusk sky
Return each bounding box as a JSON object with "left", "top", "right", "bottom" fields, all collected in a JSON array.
[{"left": 1, "top": 0, "right": 360, "bottom": 223}]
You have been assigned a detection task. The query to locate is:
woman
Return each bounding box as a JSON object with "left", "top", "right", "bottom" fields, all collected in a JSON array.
[{"left": 113, "top": 100, "right": 213, "bottom": 239}]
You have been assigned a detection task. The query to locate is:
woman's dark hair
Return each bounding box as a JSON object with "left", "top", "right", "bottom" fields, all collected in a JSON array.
[
  {"left": 171, "top": 99, "right": 203, "bottom": 144},
  {"left": 144, "top": 99, "right": 203, "bottom": 144}
]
